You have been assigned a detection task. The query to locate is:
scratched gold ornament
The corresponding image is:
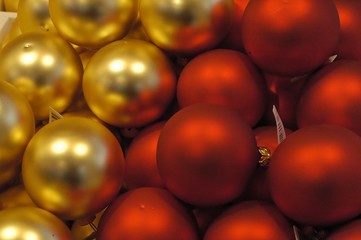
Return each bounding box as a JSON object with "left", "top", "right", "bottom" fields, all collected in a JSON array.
[
  {"left": 83, "top": 39, "right": 177, "bottom": 127},
  {"left": 0, "top": 32, "right": 83, "bottom": 120},
  {"left": 22, "top": 116, "right": 125, "bottom": 220},
  {"left": 0, "top": 81, "right": 35, "bottom": 170},
  {"left": 48, "top": 0, "right": 138, "bottom": 48},
  {"left": 139, "top": 0, "right": 233, "bottom": 55},
  {"left": 0, "top": 207, "right": 73, "bottom": 240},
  {"left": 17, "top": 0, "right": 57, "bottom": 33}
]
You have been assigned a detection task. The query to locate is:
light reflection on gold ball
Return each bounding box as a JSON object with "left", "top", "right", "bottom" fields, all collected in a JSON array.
[
  {"left": 0, "top": 81, "right": 35, "bottom": 170},
  {"left": 17, "top": 0, "right": 57, "bottom": 33},
  {"left": 22, "top": 116, "right": 125, "bottom": 220},
  {"left": 0, "top": 185, "right": 36, "bottom": 210},
  {"left": 49, "top": 0, "right": 139, "bottom": 48},
  {"left": 139, "top": 0, "right": 234, "bottom": 55},
  {"left": 83, "top": 39, "right": 176, "bottom": 127},
  {"left": 0, "top": 207, "right": 72, "bottom": 240},
  {"left": 0, "top": 32, "right": 83, "bottom": 120}
]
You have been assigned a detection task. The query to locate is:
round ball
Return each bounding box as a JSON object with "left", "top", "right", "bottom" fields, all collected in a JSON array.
[
  {"left": 268, "top": 124, "right": 361, "bottom": 226},
  {"left": 139, "top": 0, "right": 233, "bottom": 55},
  {"left": 97, "top": 187, "right": 199, "bottom": 240},
  {"left": 0, "top": 80, "right": 35, "bottom": 170},
  {"left": 49, "top": 0, "right": 138, "bottom": 48},
  {"left": 83, "top": 39, "right": 176, "bottom": 128},
  {"left": 0, "top": 207, "right": 72, "bottom": 239},
  {"left": 177, "top": 49, "right": 267, "bottom": 126},
  {"left": 157, "top": 103, "right": 259, "bottom": 206},
  {"left": 0, "top": 32, "right": 83, "bottom": 120},
  {"left": 22, "top": 116, "right": 125, "bottom": 220},
  {"left": 242, "top": 0, "right": 340, "bottom": 76}
]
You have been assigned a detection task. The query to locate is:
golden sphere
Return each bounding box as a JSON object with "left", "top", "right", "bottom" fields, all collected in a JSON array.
[
  {"left": 49, "top": 0, "right": 139, "bottom": 48},
  {"left": 17, "top": 0, "right": 57, "bottom": 33},
  {"left": 0, "top": 18, "right": 21, "bottom": 49},
  {"left": 0, "top": 80, "right": 35, "bottom": 170},
  {"left": 0, "top": 185, "right": 36, "bottom": 210},
  {"left": 0, "top": 31, "right": 83, "bottom": 120},
  {"left": 0, "top": 207, "right": 72, "bottom": 239},
  {"left": 139, "top": 0, "right": 234, "bottom": 55},
  {"left": 22, "top": 116, "right": 125, "bottom": 220},
  {"left": 4, "top": 0, "right": 19, "bottom": 12},
  {"left": 83, "top": 39, "right": 176, "bottom": 127}
]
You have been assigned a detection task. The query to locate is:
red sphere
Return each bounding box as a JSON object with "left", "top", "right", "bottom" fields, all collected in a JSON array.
[
  {"left": 297, "top": 60, "right": 361, "bottom": 136},
  {"left": 242, "top": 0, "right": 340, "bottom": 76},
  {"left": 204, "top": 201, "right": 294, "bottom": 240},
  {"left": 97, "top": 187, "right": 199, "bottom": 240},
  {"left": 177, "top": 49, "right": 267, "bottom": 126},
  {"left": 268, "top": 124, "right": 361, "bottom": 226},
  {"left": 124, "top": 121, "right": 165, "bottom": 189},
  {"left": 157, "top": 103, "right": 259, "bottom": 206},
  {"left": 327, "top": 219, "right": 361, "bottom": 240}
]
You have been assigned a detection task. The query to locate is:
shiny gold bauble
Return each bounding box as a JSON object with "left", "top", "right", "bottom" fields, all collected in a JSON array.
[
  {"left": 139, "top": 0, "right": 234, "bottom": 55},
  {"left": 0, "top": 31, "right": 83, "bottom": 120},
  {"left": 83, "top": 39, "right": 176, "bottom": 127},
  {"left": 17, "top": 0, "right": 57, "bottom": 33},
  {"left": 0, "top": 207, "right": 72, "bottom": 239},
  {"left": 22, "top": 116, "right": 125, "bottom": 220},
  {"left": 0, "top": 81, "right": 35, "bottom": 170},
  {"left": 4, "top": 0, "right": 19, "bottom": 12},
  {"left": 48, "top": 0, "right": 138, "bottom": 48},
  {"left": 0, "top": 18, "right": 21, "bottom": 49},
  {"left": 0, "top": 185, "right": 35, "bottom": 210}
]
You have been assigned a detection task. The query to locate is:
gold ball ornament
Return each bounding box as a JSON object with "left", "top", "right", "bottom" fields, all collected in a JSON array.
[
  {"left": 83, "top": 39, "right": 177, "bottom": 127},
  {"left": 0, "top": 18, "right": 21, "bottom": 49},
  {"left": 0, "top": 207, "right": 72, "bottom": 240},
  {"left": 0, "top": 184, "right": 35, "bottom": 210},
  {"left": 0, "top": 80, "right": 35, "bottom": 170},
  {"left": 49, "top": 0, "right": 139, "bottom": 48},
  {"left": 4, "top": 0, "right": 19, "bottom": 12},
  {"left": 17, "top": 0, "right": 57, "bottom": 33},
  {"left": 0, "top": 32, "right": 83, "bottom": 120},
  {"left": 22, "top": 116, "right": 125, "bottom": 220},
  {"left": 139, "top": 0, "right": 234, "bottom": 55}
]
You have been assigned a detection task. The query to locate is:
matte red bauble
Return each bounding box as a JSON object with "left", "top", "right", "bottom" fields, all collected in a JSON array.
[
  {"left": 268, "top": 124, "right": 361, "bottom": 226},
  {"left": 157, "top": 103, "right": 259, "bottom": 206}
]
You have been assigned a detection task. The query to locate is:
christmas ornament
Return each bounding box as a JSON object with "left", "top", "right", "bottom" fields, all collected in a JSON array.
[
  {"left": 97, "top": 187, "right": 199, "bottom": 240},
  {"left": 177, "top": 49, "right": 267, "bottom": 126},
  {"left": 124, "top": 121, "right": 165, "bottom": 189},
  {"left": 0, "top": 17, "right": 21, "bottom": 49},
  {"left": 0, "top": 80, "right": 35, "bottom": 170},
  {"left": 139, "top": 0, "right": 233, "bottom": 55},
  {"left": 0, "top": 31, "right": 83, "bottom": 120},
  {"left": 157, "top": 103, "right": 259, "bottom": 206},
  {"left": 0, "top": 207, "right": 72, "bottom": 239},
  {"left": 268, "top": 124, "right": 361, "bottom": 226},
  {"left": 49, "top": 0, "right": 138, "bottom": 48},
  {"left": 327, "top": 219, "right": 361, "bottom": 240},
  {"left": 22, "top": 116, "right": 125, "bottom": 220},
  {"left": 83, "top": 39, "right": 176, "bottom": 128},
  {"left": 204, "top": 201, "right": 295, "bottom": 240},
  {"left": 3, "top": 0, "right": 18, "bottom": 12},
  {"left": 242, "top": 0, "right": 340, "bottom": 76},
  {"left": 0, "top": 184, "right": 35, "bottom": 209},
  {"left": 297, "top": 60, "right": 361, "bottom": 136}
]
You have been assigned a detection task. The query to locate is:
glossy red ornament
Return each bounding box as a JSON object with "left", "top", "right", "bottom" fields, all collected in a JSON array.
[
  {"left": 334, "top": 0, "right": 361, "bottom": 61},
  {"left": 268, "top": 124, "right": 361, "bottom": 226},
  {"left": 297, "top": 60, "right": 361, "bottom": 136},
  {"left": 204, "top": 201, "right": 294, "bottom": 240},
  {"left": 124, "top": 121, "right": 165, "bottom": 189},
  {"left": 177, "top": 49, "right": 267, "bottom": 127},
  {"left": 327, "top": 219, "right": 361, "bottom": 240},
  {"left": 157, "top": 103, "right": 259, "bottom": 206},
  {"left": 242, "top": 0, "right": 340, "bottom": 76},
  {"left": 97, "top": 187, "right": 199, "bottom": 240}
]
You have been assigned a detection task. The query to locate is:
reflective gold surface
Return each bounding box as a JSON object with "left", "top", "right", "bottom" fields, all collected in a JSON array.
[
  {"left": 22, "top": 116, "right": 125, "bottom": 220},
  {"left": 49, "top": 0, "right": 139, "bottom": 48},
  {"left": 4, "top": 0, "right": 19, "bottom": 12},
  {"left": 139, "top": 0, "right": 233, "bottom": 55},
  {"left": 0, "top": 165, "right": 20, "bottom": 190},
  {"left": 0, "top": 18, "right": 22, "bottom": 49},
  {"left": 0, "top": 185, "right": 36, "bottom": 210},
  {"left": 0, "top": 32, "right": 83, "bottom": 120},
  {"left": 83, "top": 39, "right": 176, "bottom": 127}
]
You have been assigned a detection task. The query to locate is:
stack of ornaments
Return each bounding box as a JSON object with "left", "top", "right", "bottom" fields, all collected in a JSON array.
[{"left": 1, "top": 0, "right": 361, "bottom": 239}]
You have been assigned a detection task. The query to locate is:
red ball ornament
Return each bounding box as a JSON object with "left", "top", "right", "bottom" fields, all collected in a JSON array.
[
  {"left": 157, "top": 103, "right": 259, "bottom": 206},
  {"left": 97, "top": 187, "right": 199, "bottom": 240},
  {"left": 297, "top": 60, "right": 361, "bottom": 136},
  {"left": 177, "top": 49, "right": 267, "bottom": 127},
  {"left": 268, "top": 124, "right": 361, "bottom": 226},
  {"left": 242, "top": 0, "right": 340, "bottom": 76},
  {"left": 327, "top": 219, "right": 361, "bottom": 240},
  {"left": 204, "top": 201, "right": 295, "bottom": 240}
]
